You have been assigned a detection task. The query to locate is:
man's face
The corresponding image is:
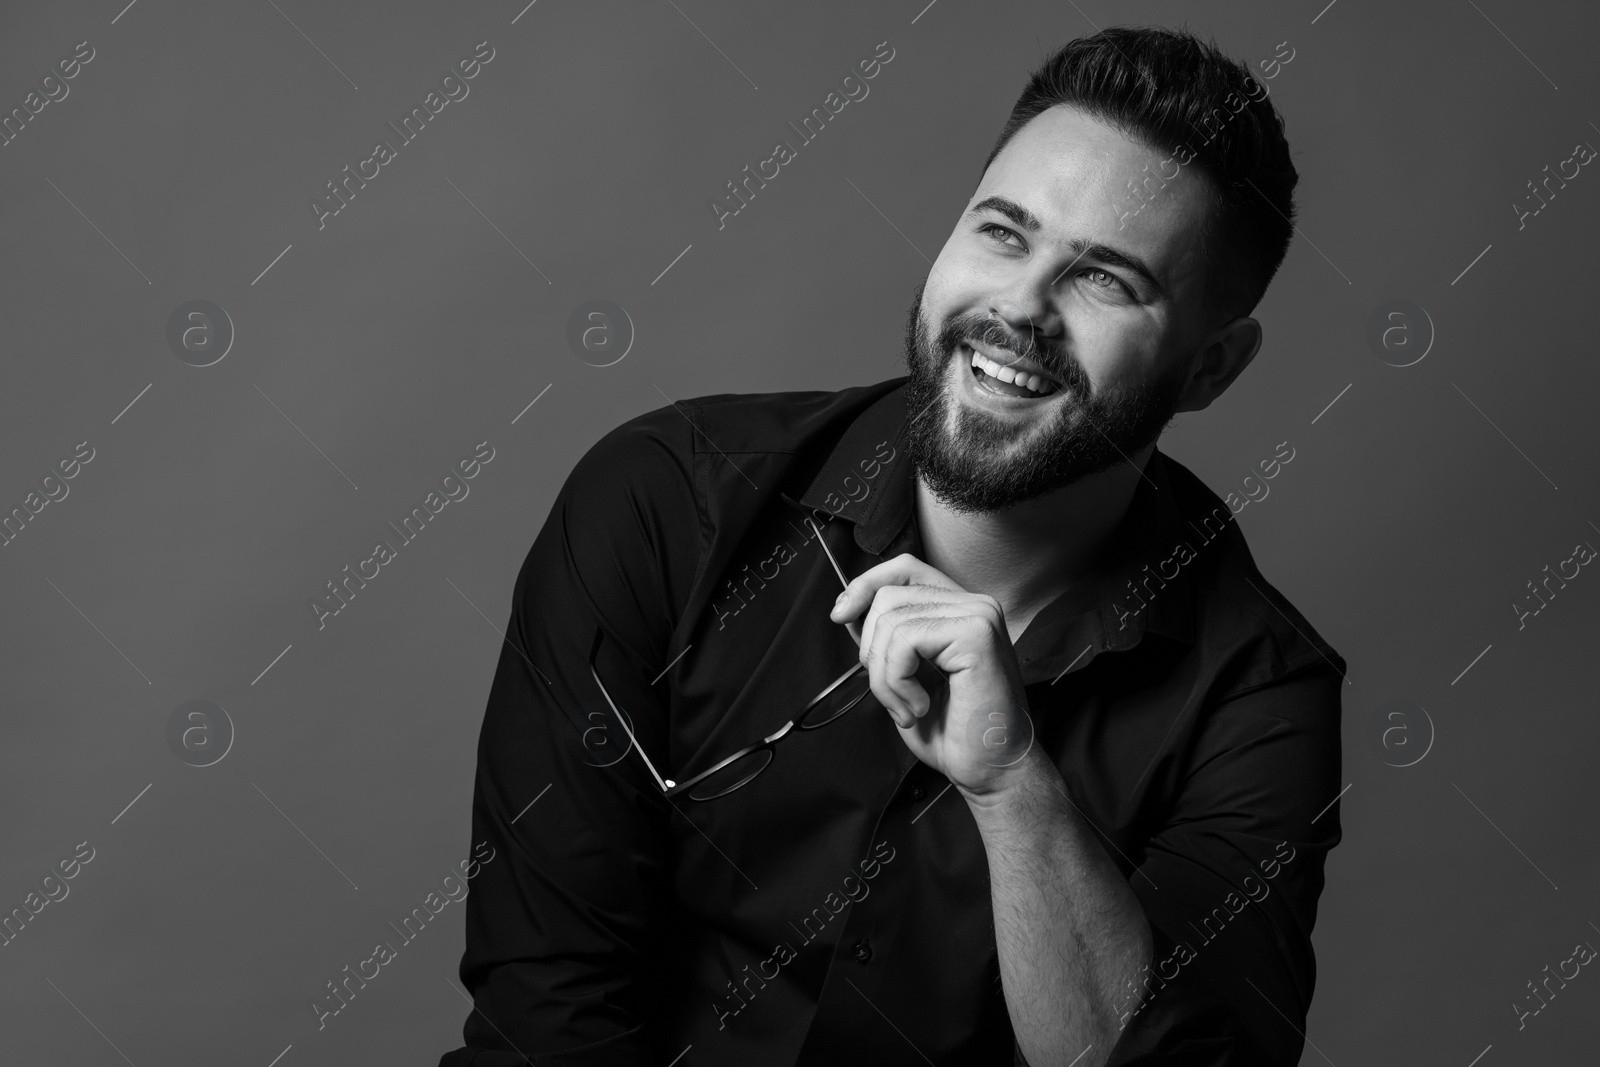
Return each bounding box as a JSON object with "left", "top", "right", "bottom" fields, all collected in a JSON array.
[{"left": 904, "top": 103, "right": 1217, "bottom": 514}]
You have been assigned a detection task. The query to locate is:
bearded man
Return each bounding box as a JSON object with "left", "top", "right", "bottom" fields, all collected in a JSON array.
[{"left": 443, "top": 24, "right": 1344, "bottom": 1067}]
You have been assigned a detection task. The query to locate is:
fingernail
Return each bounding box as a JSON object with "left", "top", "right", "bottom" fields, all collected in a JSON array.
[{"left": 834, "top": 590, "right": 847, "bottom": 607}]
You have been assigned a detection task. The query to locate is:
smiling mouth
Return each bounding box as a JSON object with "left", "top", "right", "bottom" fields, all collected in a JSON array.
[{"left": 960, "top": 343, "right": 1060, "bottom": 399}]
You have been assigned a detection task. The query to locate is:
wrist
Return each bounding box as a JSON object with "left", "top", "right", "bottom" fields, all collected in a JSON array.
[{"left": 957, "top": 745, "right": 1059, "bottom": 815}]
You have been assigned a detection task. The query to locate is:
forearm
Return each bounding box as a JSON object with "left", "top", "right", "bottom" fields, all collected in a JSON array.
[{"left": 962, "top": 750, "right": 1153, "bottom": 1067}]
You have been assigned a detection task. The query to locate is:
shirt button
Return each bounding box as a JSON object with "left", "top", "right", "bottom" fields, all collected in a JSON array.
[
  {"left": 852, "top": 939, "right": 873, "bottom": 964},
  {"left": 911, "top": 785, "right": 926, "bottom": 801}
]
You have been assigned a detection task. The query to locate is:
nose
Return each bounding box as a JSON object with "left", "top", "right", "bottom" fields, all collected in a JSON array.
[{"left": 988, "top": 299, "right": 1062, "bottom": 362}]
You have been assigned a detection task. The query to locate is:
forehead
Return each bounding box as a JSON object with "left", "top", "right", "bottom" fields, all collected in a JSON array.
[{"left": 978, "top": 104, "right": 1212, "bottom": 293}]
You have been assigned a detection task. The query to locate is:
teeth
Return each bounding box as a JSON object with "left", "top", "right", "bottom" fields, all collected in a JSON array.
[{"left": 967, "top": 346, "right": 1055, "bottom": 396}]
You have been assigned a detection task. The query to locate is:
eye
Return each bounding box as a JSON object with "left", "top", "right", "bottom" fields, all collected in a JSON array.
[
  {"left": 1080, "top": 267, "right": 1132, "bottom": 296},
  {"left": 978, "top": 222, "right": 1025, "bottom": 250}
]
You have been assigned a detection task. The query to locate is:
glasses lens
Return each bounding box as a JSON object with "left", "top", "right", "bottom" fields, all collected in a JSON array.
[
  {"left": 798, "top": 668, "right": 871, "bottom": 729},
  {"left": 687, "top": 747, "right": 774, "bottom": 801}
]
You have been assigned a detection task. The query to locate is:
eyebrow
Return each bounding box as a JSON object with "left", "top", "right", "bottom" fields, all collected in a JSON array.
[
  {"left": 969, "top": 195, "right": 1044, "bottom": 232},
  {"left": 966, "top": 194, "right": 1167, "bottom": 298}
]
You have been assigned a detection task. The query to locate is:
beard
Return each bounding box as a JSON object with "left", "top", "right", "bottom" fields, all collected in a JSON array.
[{"left": 900, "top": 282, "right": 1190, "bottom": 514}]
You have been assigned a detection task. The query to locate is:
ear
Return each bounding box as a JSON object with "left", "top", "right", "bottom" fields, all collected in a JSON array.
[{"left": 1172, "top": 316, "right": 1262, "bottom": 413}]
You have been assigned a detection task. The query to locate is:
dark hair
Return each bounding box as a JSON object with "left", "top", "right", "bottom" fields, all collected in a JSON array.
[{"left": 983, "top": 25, "right": 1298, "bottom": 324}]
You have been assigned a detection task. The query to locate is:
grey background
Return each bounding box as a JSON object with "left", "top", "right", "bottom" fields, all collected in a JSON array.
[{"left": 1, "top": 0, "right": 1594, "bottom": 1063}]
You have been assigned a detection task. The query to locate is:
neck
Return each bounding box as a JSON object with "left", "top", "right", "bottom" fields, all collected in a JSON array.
[{"left": 914, "top": 446, "right": 1153, "bottom": 642}]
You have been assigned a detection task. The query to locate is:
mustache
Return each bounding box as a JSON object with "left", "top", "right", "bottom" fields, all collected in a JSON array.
[{"left": 936, "top": 314, "right": 1086, "bottom": 391}]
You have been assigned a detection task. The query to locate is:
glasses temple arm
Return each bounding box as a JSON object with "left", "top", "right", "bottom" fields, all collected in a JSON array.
[
  {"left": 806, "top": 515, "right": 945, "bottom": 681},
  {"left": 587, "top": 631, "right": 673, "bottom": 794}
]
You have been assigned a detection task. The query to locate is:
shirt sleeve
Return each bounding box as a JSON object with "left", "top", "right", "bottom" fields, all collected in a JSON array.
[
  {"left": 1106, "top": 660, "right": 1345, "bottom": 1067},
  {"left": 438, "top": 409, "right": 701, "bottom": 1067}
]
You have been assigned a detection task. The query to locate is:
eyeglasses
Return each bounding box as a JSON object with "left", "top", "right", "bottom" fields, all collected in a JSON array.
[
  {"left": 586, "top": 624, "right": 873, "bottom": 801},
  {"left": 586, "top": 497, "right": 949, "bottom": 801},
  {"left": 586, "top": 502, "right": 886, "bottom": 801}
]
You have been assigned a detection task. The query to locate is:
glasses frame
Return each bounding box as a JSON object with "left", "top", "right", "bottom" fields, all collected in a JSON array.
[
  {"left": 584, "top": 502, "right": 876, "bottom": 802},
  {"left": 584, "top": 494, "right": 951, "bottom": 801},
  {"left": 586, "top": 623, "right": 871, "bottom": 802}
]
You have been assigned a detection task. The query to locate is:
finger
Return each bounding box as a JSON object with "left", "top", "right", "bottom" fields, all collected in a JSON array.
[
  {"left": 830, "top": 553, "right": 964, "bottom": 625},
  {"left": 864, "top": 604, "right": 986, "bottom": 721},
  {"left": 860, "top": 600, "right": 910, "bottom": 724},
  {"left": 855, "top": 584, "right": 964, "bottom": 666},
  {"left": 860, "top": 596, "right": 954, "bottom": 695},
  {"left": 863, "top": 597, "right": 1003, "bottom": 690},
  {"left": 871, "top": 619, "right": 936, "bottom": 723},
  {"left": 859, "top": 634, "right": 909, "bottom": 729}
]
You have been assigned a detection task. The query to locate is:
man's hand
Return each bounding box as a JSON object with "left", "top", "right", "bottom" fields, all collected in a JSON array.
[
  {"left": 829, "top": 552, "right": 1036, "bottom": 798},
  {"left": 834, "top": 553, "right": 1153, "bottom": 1066}
]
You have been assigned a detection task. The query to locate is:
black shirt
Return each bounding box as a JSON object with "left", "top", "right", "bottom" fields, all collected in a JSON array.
[{"left": 440, "top": 377, "right": 1346, "bottom": 1067}]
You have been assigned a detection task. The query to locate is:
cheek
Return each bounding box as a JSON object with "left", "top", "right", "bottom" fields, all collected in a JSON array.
[
  {"left": 1071, "top": 320, "right": 1166, "bottom": 396},
  {"left": 929, "top": 231, "right": 974, "bottom": 284},
  {"left": 914, "top": 303, "right": 961, "bottom": 368},
  {"left": 922, "top": 244, "right": 999, "bottom": 328}
]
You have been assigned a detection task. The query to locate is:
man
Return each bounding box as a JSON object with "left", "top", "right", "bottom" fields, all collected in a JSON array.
[{"left": 442, "top": 24, "right": 1344, "bottom": 1067}]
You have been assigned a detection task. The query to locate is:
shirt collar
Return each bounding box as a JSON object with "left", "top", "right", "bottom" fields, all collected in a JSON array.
[{"left": 794, "top": 378, "right": 1198, "bottom": 679}]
